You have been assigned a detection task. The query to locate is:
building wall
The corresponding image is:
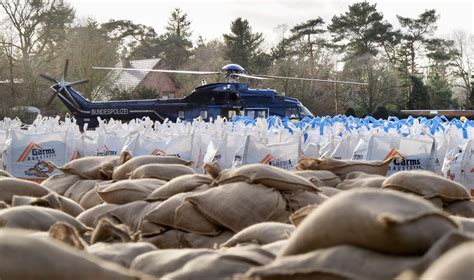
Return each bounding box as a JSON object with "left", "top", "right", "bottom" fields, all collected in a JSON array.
[{"left": 137, "top": 72, "right": 180, "bottom": 98}]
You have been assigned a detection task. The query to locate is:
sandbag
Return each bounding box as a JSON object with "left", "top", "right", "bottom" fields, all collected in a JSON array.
[
  {"left": 280, "top": 189, "right": 458, "bottom": 257},
  {"left": 162, "top": 246, "right": 274, "bottom": 280},
  {"left": 48, "top": 222, "right": 87, "bottom": 250},
  {"left": 428, "top": 197, "right": 444, "bottom": 209},
  {"left": 382, "top": 170, "right": 471, "bottom": 203},
  {"left": 0, "top": 205, "right": 89, "bottom": 233},
  {"left": 215, "top": 164, "right": 319, "bottom": 192},
  {"left": 0, "top": 230, "right": 143, "bottom": 279},
  {"left": 421, "top": 242, "right": 474, "bottom": 280},
  {"left": 12, "top": 193, "right": 84, "bottom": 217},
  {"left": 90, "top": 218, "right": 136, "bottom": 244},
  {"left": 146, "top": 174, "right": 212, "bottom": 201},
  {"left": 87, "top": 242, "right": 157, "bottom": 268},
  {"left": 451, "top": 216, "right": 474, "bottom": 234},
  {"left": 142, "top": 229, "right": 190, "bottom": 249},
  {"left": 183, "top": 230, "right": 234, "bottom": 249},
  {"left": 0, "top": 169, "right": 12, "bottom": 177},
  {"left": 221, "top": 222, "right": 294, "bottom": 247},
  {"left": 289, "top": 204, "right": 317, "bottom": 226},
  {"left": 104, "top": 201, "right": 161, "bottom": 233},
  {"left": 186, "top": 182, "right": 287, "bottom": 232},
  {"left": 60, "top": 156, "right": 120, "bottom": 180},
  {"left": 131, "top": 248, "right": 215, "bottom": 278},
  {"left": 79, "top": 187, "right": 104, "bottom": 209},
  {"left": 297, "top": 157, "right": 393, "bottom": 179},
  {"left": 246, "top": 245, "right": 421, "bottom": 280},
  {"left": 337, "top": 173, "right": 385, "bottom": 190},
  {"left": 145, "top": 192, "right": 221, "bottom": 236},
  {"left": 0, "top": 178, "right": 50, "bottom": 204},
  {"left": 76, "top": 203, "right": 119, "bottom": 228},
  {"left": 319, "top": 186, "right": 342, "bottom": 197},
  {"left": 444, "top": 200, "right": 474, "bottom": 218},
  {"left": 41, "top": 173, "right": 82, "bottom": 195},
  {"left": 97, "top": 179, "right": 166, "bottom": 204},
  {"left": 283, "top": 191, "right": 328, "bottom": 212},
  {"left": 63, "top": 179, "right": 100, "bottom": 203},
  {"left": 294, "top": 170, "right": 341, "bottom": 187},
  {"left": 128, "top": 163, "right": 195, "bottom": 181},
  {"left": 112, "top": 155, "right": 192, "bottom": 181}
]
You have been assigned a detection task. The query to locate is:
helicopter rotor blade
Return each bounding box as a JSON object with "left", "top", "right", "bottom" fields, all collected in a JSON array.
[
  {"left": 46, "top": 93, "right": 57, "bottom": 107},
  {"left": 63, "top": 59, "right": 69, "bottom": 80},
  {"left": 257, "top": 74, "right": 368, "bottom": 86},
  {"left": 234, "top": 73, "right": 269, "bottom": 80},
  {"left": 39, "top": 73, "right": 58, "bottom": 84},
  {"left": 92, "top": 66, "right": 219, "bottom": 75},
  {"left": 69, "top": 79, "right": 89, "bottom": 87}
]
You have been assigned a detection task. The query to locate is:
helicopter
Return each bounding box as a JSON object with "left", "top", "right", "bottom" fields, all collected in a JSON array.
[{"left": 40, "top": 60, "right": 367, "bottom": 128}]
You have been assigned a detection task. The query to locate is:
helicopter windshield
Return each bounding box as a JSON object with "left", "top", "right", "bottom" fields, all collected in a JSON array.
[{"left": 298, "top": 105, "right": 314, "bottom": 118}]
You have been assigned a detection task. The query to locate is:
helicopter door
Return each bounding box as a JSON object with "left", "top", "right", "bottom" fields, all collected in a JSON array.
[{"left": 244, "top": 108, "right": 269, "bottom": 119}]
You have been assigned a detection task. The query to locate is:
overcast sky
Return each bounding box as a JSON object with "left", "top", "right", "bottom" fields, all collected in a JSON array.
[{"left": 68, "top": 0, "right": 473, "bottom": 46}]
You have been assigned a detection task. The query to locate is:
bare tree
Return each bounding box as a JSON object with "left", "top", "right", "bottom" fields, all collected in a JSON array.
[{"left": 451, "top": 30, "right": 474, "bottom": 107}]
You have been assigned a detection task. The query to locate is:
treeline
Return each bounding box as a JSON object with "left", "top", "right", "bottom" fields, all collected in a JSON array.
[{"left": 0, "top": 0, "right": 473, "bottom": 117}]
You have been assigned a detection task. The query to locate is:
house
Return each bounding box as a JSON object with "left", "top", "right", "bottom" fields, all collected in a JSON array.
[{"left": 94, "top": 58, "right": 180, "bottom": 100}]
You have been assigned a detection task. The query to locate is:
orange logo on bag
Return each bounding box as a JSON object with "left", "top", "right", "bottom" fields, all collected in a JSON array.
[
  {"left": 151, "top": 149, "right": 166, "bottom": 156},
  {"left": 24, "top": 160, "right": 55, "bottom": 178},
  {"left": 384, "top": 148, "right": 405, "bottom": 161},
  {"left": 17, "top": 141, "right": 56, "bottom": 162},
  {"left": 260, "top": 154, "right": 274, "bottom": 164}
]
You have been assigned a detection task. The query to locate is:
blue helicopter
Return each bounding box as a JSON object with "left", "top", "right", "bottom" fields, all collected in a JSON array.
[{"left": 40, "top": 61, "right": 366, "bottom": 128}]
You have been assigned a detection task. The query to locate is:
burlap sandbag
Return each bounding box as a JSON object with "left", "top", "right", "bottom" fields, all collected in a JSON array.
[
  {"left": 90, "top": 218, "right": 137, "bottom": 244},
  {"left": 0, "top": 201, "right": 9, "bottom": 209},
  {"left": 450, "top": 216, "right": 474, "bottom": 234},
  {"left": 131, "top": 248, "right": 215, "bottom": 278},
  {"left": 215, "top": 164, "right": 319, "bottom": 192},
  {"left": 112, "top": 155, "right": 192, "bottom": 181},
  {"left": 183, "top": 230, "right": 235, "bottom": 249},
  {"left": 248, "top": 230, "right": 474, "bottom": 280},
  {"left": 41, "top": 173, "right": 82, "bottom": 195},
  {"left": 0, "top": 205, "right": 90, "bottom": 233},
  {"left": 186, "top": 182, "right": 287, "bottom": 232},
  {"left": 280, "top": 189, "right": 458, "bottom": 256},
  {"left": 60, "top": 156, "right": 120, "bottom": 180},
  {"left": 145, "top": 192, "right": 221, "bottom": 236},
  {"left": 0, "top": 230, "right": 143, "bottom": 280},
  {"left": 12, "top": 193, "right": 84, "bottom": 217},
  {"left": 289, "top": 204, "right": 318, "bottom": 226},
  {"left": 221, "top": 222, "right": 294, "bottom": 247},
  {"left": 97, "top": 178, "right": 166, "bottom": 205},
  {"left": 297, "top": 157, "right": 393, "bottom": 179},
  {"left": 0, "top": 169, "right": 12, "bottom": 177},
  {"left": 163, "top": 246, "right": 274, "bottom": 280},
  {"left": 294, "top": 170, "right": 340, "bottom": 187},
  {"left": 63, "top": 179, "right": 100, "bottom": 203},
  {"left": 128, "top": 163, "right": 195, "bottom": 181},
  {"left": 421, "top": 242, "right": 474, "bottom": 280},
  {"left": 76, "top": 203, "right": 119, "bottom": 228},
  {"left": 0, "top": 178, "right": 51, "bottom": 204},
  {"left": 428, "top": 197, "right": 444, "bottom": 209},
  {"left": 382, "top": 170, "right": 471, "bottom": 203},
  {"left": 87, "top": 242, "right": 157, "bottom": 268},
  {"left": 79, "top": 187, "right": 104, "bottom": 210},
  {"left": 283, "top": 191, "right": 328, "bottom": 212},
  {"left": 146, "top": 174, "right": 213, "bottom": 201},
  {"left": 337, "top": 172, "right": 385, "bottom": 190},
  {"left": 319, "top": 186, "right": 342, "bottom": 197},
  {"left": 142, "top": 229, "right": 191, "bottom": 249},
  {"left": 103, "top": 201, "right": 161, "bottom": 233},
  {"left": 262, "top": 240, "right": 288, "bottom": 255},
  {"left": 444, "top": 200, "right": 474, "bottom": 218}
]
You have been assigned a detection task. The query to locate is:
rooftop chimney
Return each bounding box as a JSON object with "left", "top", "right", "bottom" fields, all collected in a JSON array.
[{"left": 121, "top": 56, "right": 132, "bottom": 68}]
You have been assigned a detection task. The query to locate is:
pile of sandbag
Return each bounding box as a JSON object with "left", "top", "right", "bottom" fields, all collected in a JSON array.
[{"left": 1, "top": 154, "right": 473, "bottom": 279}]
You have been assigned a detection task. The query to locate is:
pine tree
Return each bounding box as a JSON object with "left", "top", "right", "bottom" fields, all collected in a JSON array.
[
  {"left": 161, "top": 8, "right": 193, "bottom": 69},
  {"left": 408, "top": 76, "right": 430, "bottom": 109}
]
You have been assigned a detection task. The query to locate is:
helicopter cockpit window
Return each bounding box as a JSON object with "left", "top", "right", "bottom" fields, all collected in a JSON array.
[
  {"left": 178, "top": 111, "right": 185, "bottom": 119},
  {"left": 285, "top": 107, "right": 300, "bottom": 119},
  {"left": 257, "top": 110, "right": 267, "bottom": 118},
  {"left": 246, "top": 110, "right": 255, "bottom": 118},
  {"left": 298, "top": 105, "right": 314, "bottom": 118},
  {"left": 200, "top": 110, "right": 208, "bottom": 119}
]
